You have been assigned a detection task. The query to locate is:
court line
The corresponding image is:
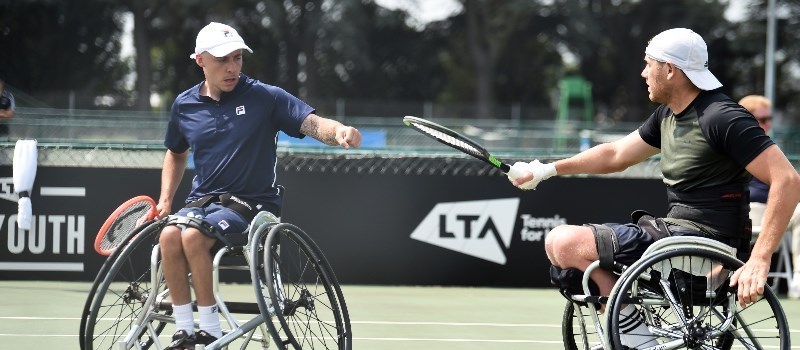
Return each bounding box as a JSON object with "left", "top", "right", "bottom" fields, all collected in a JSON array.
[
  {"left": 0, "top": 332, "right": 562, "bottom": 344},
  {"left": 354, "top": 337, "right": 562, "bottom": 343},
  {"left": 350, "top": 320, "right": 561, "bottom": 327},
  {"left": 0, "top": 316, "right": 557, "bottom": 328},
  {"left": 2, "top": 317, "right": 798, "bottom": 335},
  {"left": 0, "top": 262, "right": 83, "bottom": 271}
]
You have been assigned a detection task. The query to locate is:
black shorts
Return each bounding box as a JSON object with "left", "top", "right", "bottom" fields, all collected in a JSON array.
[{"left": 597, "top": 223, "right": 656, "bottom": 266}]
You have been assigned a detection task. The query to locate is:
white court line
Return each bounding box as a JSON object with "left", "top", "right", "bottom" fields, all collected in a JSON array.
[
  {"left": 0, "top": 317, "right": 554, "bottom": 327},
  {"left": 2, "top": 317, "right": 797, "bottom": 346},
  {"left": 0, "top": 333, "right": 560, "bottom": 344},
  {"left": 355, "top": 337, "right": 562, "bottom": 343},
  {"left": 39, "top": 186, "right": 86, "bottom": 196},
  {"left": 0, "top": 316, "right": 798, "bottom": 335},
  {"left": 0, "top": 317, "right": 80, "bottom": 320},
  {"left": 0, "top": 334, "right": 76, "bottom": 337},
  {"left": 350, "top": 320, "right": 561, "bottom": 327},
  {"left": 0, "top": 262, "right": 83, "bottom": 271}
]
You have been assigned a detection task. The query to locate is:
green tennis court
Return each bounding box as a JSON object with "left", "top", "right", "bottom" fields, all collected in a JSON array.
[{"left": 1, "top": 280, "right": 799, "bottom": 349}]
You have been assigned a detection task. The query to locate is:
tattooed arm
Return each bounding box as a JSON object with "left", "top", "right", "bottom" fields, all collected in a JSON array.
[{"left": 299, "top": 113, "right": 362, "bottom": 148}]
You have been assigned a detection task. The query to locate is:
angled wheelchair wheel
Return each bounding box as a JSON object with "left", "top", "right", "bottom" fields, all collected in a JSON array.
[
  {"left": 83, "top": 222, "right": 170, "bottom": 350},
  {"left": 606, "top": 247, "right": 790, "bottom": 350},
  {"left": 80, "top": 222, "right": 142, "bottom": 350},
  {"left": 254, "top": 223, "right": 352, "bottom": 350},
  {"left": 562, "top": 300, "right": 602, "bottom": 350}
]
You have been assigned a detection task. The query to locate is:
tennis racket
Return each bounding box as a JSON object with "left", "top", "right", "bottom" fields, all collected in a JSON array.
[
  {"left": 403, "top": 116, "right": 525, "bottom": 179},
  {"left": 94, "top": 195, "right": 158, "bottom": 256}
]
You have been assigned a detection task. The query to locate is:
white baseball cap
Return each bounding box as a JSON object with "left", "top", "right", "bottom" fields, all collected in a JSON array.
[
  {"left": 645, "top": 28, "right": 722, "bottom": 91},
  {"left": 190, "top": 22, "right": 253, "bottom": 59}
]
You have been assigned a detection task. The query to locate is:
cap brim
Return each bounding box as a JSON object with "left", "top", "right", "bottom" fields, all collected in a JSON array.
[
  {"left": 207, "top": 42, "right": 253, "bottom": 57},
  {"left": 189, "top": 42, "right": 253, "bottom": 59},
  {"left": 684, "top": 69, "right": 722, "bottom": 91}
]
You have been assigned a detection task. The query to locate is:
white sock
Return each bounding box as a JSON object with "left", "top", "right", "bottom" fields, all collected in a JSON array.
[
  {"left": 173, "top": 303, "right": 194, "bottom": 334},
  {"left": 198, "top": 304, "right": 222, "bottom": 338},
  {"left": 619, "top": 304, "right": 658, "bottom": 349}
]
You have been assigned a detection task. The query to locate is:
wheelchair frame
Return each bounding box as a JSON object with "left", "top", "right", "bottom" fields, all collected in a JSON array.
[
  {"left": 562, "top": 236, "right": 790, "bottom": 350},
  {"left": 79, "top": 211, "right": 352, "bottom": 350}
]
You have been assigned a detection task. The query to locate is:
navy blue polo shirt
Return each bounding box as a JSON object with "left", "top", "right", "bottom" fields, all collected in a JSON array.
[{"left": 165, "top": 73, "right": 313, "bottom": 211}]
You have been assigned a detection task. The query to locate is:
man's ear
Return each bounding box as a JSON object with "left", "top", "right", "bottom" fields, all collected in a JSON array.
[{"left": 195, "top": 54, "right": 204, "bottom": 67}]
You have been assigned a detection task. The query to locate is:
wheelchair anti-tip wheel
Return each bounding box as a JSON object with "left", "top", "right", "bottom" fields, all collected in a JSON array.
[
  {"left": 606, "top": 247, "right": 790, "bottom": 350},
  {"left": 251, "top": 222, "right": 352, "bottom": 350},
  {"left": 82, "top": 222, "right": 169, "bottom": 350}
]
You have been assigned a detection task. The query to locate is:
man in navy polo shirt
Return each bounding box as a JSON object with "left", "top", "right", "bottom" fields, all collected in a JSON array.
[{"left": 156, "top": 21, "right": 362, "bottom": 349}]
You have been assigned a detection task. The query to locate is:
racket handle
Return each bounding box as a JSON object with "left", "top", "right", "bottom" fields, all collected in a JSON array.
[{"left": 505, "top": 164, "right": 526, "bottom": 180}]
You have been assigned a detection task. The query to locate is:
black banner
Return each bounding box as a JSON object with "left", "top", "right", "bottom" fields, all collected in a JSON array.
[{"left": 0, "top": 166, "right": 665, "bottom": 287}]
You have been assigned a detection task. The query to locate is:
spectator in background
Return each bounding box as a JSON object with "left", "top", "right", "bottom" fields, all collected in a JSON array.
[
  {"left": 0, "top": 79, "right": 15, "bottom": 138},
  {"left": 739, "top": 94, "right": 800, "bottom": 299}
]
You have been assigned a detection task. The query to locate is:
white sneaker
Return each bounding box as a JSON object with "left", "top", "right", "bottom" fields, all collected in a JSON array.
[{"left": 789, "top": 274, "right": 800, "bottom": 299}]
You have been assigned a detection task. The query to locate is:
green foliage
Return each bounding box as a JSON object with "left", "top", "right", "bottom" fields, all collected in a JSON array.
[
  {"left": 0, "top": 0, "right": 127, "bottom": 108},
  {"left": 0, "top": 0, "right": 794, "bottom": 125}
]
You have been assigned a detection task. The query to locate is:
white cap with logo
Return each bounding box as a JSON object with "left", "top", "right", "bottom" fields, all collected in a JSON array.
[
  {"left": 645, "top": 28, "right": 722, "bottom": 91},
  {"left": 190, "top": 22, "right": 253, "bottom": 59}
]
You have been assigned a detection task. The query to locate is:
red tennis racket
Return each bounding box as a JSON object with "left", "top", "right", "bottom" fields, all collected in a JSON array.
[{"left": 94, "top": 196, "right": 158, "bottom": 256}]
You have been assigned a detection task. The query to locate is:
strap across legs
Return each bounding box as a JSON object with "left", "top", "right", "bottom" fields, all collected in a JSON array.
[
  {"left": 165, "top": 215, "right": 234, "bottom": 247},
  {"left": 586, "top": 224, "right": 618, "bottom": 270}
]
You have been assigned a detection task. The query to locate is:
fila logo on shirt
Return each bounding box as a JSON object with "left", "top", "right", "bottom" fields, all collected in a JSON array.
[
  {"left": 235, "top": 105, "right": 246, "bottom": 115},
  {"left": 409, "top": 198, "right": 519, "bottom": 265}
]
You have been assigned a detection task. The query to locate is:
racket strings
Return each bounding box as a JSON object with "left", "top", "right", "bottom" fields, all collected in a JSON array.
[
  {"left": 411, "top": 122, "right": 482, "bottom": 157},
  {"left": 99, "top": 202, "right": 154, "bottom": 251}
]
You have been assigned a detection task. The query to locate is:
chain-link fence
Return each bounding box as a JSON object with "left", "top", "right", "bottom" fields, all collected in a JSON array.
[{"left": 2, "top": 107, "right": 798, "bottom": 178}]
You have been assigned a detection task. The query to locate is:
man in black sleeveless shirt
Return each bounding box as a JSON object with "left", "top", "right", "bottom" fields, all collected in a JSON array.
[{"left": 510, "top": 28, "right": 800, "bottom": 348}]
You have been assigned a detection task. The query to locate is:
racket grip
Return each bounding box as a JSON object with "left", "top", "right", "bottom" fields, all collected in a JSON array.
[{"left": 505, "top": 164, "right": 526, "bottom": 180}]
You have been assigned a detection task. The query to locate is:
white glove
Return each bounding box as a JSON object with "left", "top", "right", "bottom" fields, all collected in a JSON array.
[{"left": 508, "top": 160, "right": 557, "bottom": 190}]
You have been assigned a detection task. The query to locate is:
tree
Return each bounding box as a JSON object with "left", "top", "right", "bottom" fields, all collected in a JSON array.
[
  {"left": 0, "top": 1, "right": 127, "bottom": 109},
  {"left": 547, "top": 0, "right": 731, "bottom": 123}
]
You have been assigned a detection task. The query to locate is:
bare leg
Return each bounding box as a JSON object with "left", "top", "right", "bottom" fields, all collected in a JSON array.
[
  {"left": 547, "top": 224, "right": 658, "bottom": 347},
  {"left": 159, "top": 225, "right": 192, "bottom": 305},
  {"left": 545, "top": 224, "right": 617, "bottom": 296},
  {"left": 181, "top": 228, "right": 218, "bottom": 307}
]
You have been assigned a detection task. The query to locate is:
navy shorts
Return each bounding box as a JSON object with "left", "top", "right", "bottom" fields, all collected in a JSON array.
[
  {"left": 599, "top": 223, "right": 656, "bottom": 266},
  {"left": 175, "top": 203, "right": 249, "bottom": 236}
]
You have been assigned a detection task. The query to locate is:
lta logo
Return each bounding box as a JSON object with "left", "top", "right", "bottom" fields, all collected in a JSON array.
[{"left": 409, "top": 198, "right": 519, "bottom": 264}]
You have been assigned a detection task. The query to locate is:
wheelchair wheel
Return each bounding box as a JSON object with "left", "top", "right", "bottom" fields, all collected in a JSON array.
[
  {"left": 79, "top": 222, "right": 143, "bottom": 350},
  {"left": 83, "top": 222, "right": 170, "bottom": 350},
  {"left": 562, "top": 300, "right": 601, "bottom": 350},
  {"left": 253, "top": 223, "right": 351, "bottom": 350},
  {"left": 606, "top": 247, "right": 790, "bottom": 350}
]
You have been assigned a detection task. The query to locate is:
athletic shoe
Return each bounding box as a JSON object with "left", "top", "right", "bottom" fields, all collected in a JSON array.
[
  {"left": 193, "top": 330, "right": 219, "bottom": 347},
  {"left": 789, "top": 276, "right": 800, "bottom": 299},
  {"left": 164, "top": 330, "right": 194, "bottom": 350}
]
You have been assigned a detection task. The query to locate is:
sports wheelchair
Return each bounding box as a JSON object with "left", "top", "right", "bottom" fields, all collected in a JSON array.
[
  {"left": 79, "top": 211, "right": 352, "bottom": 350},
  {"left": 561, "top": 236, "right": 790, "bottom": 350}
]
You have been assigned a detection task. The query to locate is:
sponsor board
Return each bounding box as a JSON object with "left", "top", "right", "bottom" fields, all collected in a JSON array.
[
  {"left": 410, "top": 198, "right": 568, "bottom": 265},
  {"left": 0, "top": 176, "right": 87, "bottom": 272}
]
